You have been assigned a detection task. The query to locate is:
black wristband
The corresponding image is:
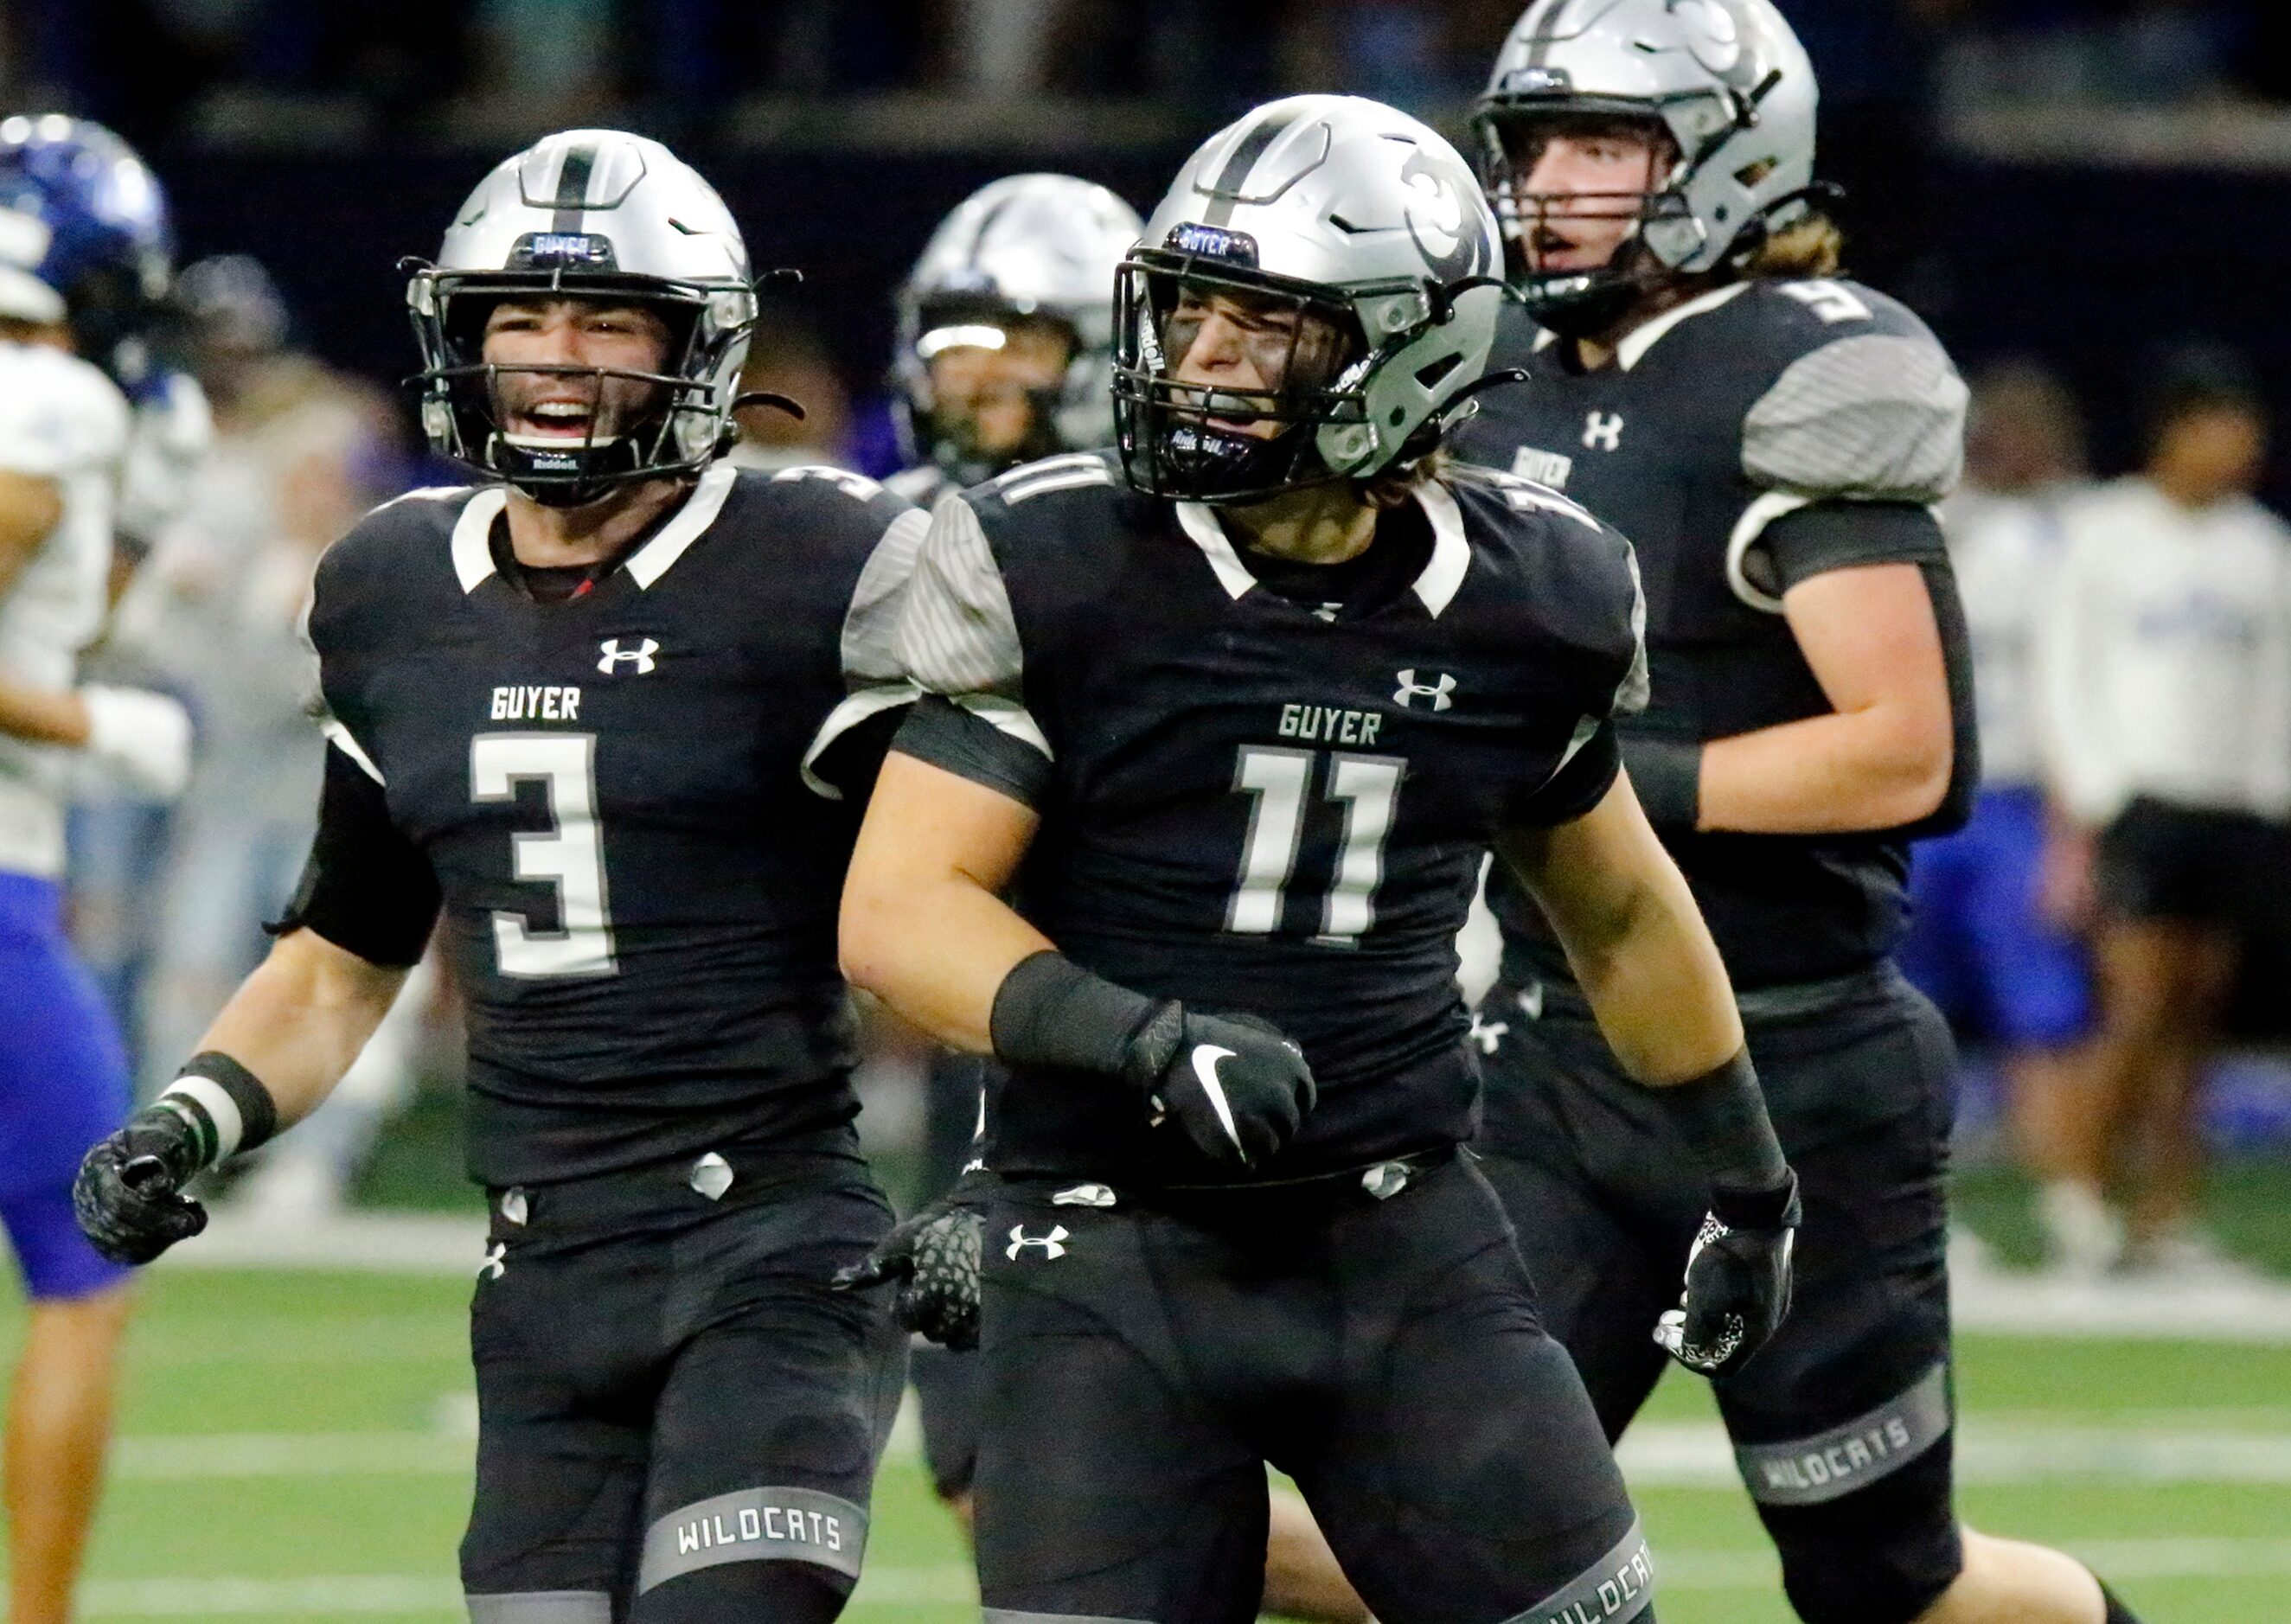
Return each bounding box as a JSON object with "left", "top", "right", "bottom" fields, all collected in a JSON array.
[
  {"left": 1625, "top": 735, "right": 1702, "bottom": 832},
  {"left": 989, "top": 950, "right": 1171, "bottom": 1087},
  {"left": 1651, "top": 1047, "right": 1789, "bottom": 1199},
  {"left": 157, "top": 1052, "right": 280, "bottom": 1170}
]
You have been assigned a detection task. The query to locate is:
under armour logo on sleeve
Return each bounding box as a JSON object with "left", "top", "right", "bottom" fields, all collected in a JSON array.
[
  {"left": 1393, "top": 670, "right": 1456, "bottom": 710},
  {"left": 598, "top": 637, "right": 659, "bottom": 675}
]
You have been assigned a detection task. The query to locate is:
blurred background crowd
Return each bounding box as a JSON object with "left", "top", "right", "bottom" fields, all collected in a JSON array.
[{"left": 4, "top": 0, "right": 2289, "bottom": 1282}]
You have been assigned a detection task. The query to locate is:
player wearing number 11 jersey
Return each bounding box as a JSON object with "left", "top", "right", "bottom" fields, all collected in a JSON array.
[
  {"left": 837, "top": 96, "right": 1803, "bottom": 1624},
  {"left": 73, "top": 131, "right": 919, "bottom": 1624}
]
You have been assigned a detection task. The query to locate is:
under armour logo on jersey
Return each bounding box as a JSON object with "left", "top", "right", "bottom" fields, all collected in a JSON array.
[
  {"left": 477, "top": 1242, "right": 508, "bottom": 1281},
  {"left": 1584, "top": 411, "right": 1625, "bottom": 451},
  {"left": 1006, "top": 1224, "right": 1070, "bottom": 1261},
  {"left": 1393, "top": 670, "right": 1456, "bottom": 710},
  {"left": 597, "top": 637, "right": 658, "bottom": 675},
  {"left": 1469, "top": 1013, "right": 1509, "bottom": 1055}
]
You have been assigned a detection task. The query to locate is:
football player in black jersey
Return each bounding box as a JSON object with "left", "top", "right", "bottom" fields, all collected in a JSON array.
[
  {"left": 71, "top": 131, "right": 922, "bottom": 1624},
  {"left": 1458, "top": 6, "right": 2143, "bottom": 1624},
  {"left": 884, "top": 171, "right": 1372, "bottom": 1624},
  {"left": 835, "top": 94, "right": 1801, "bottom": 1624}
]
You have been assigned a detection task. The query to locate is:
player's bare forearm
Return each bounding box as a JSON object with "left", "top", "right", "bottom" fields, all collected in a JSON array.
[
  {"left": 1696, "top": 562, "right": 1952, "bottom": 834},
  {"left": 192, "top": 928, "right": 408, "bottom": 1130},
  {"left": 840, "top": 749, "right": 1051, "bottom": 1053},
  {"left": 1501, "top": 775, "right": 1742, "bottom": 1085},
  {"left": 0, "top": 468, "right": 62, "bottom": 603},
  {"left": 0, "top": 674, "right": 90, "bottom": 746}
]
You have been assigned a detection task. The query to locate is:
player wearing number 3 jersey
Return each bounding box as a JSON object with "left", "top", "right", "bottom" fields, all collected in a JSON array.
[
  {"left": 835, "top": 96, "right": 1798, "bottom": 1624},
  {"left": 73, "top": 131, "right": 920, "bottom": 1624}
]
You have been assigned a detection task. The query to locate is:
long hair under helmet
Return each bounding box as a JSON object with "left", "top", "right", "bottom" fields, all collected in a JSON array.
[
  {"left": 1113, "top": 94, "right": 1505, "bottom": 505},
  {"left": 406, "top": 130, "right": 759, "bottom": 507},
  {"left": 1474, "top": 0, "right": 1818, "bottom": 337},
  {"left": 895, "top": 173, "right": 1142, "bottom": 486}
]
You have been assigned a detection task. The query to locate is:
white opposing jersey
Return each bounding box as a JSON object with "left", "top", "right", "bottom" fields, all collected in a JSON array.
[{"left": 0, "top": 340, "right": 131, "bottom": 877}]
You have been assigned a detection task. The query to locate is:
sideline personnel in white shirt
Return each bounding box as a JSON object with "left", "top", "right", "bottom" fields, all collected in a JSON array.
[{"left": 2035, "top": 354, "right": 2291, "bottom": 1276}]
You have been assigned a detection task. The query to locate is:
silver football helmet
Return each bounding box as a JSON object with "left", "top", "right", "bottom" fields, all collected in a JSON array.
[
  {"left": 895, "top": 173, "right": 1142, "bottom": 486},
  {"left": 1114, "top": 94, "right": 1504, "bottom": 503},
  {"left": 406, "top": 130, "right": 758, "bottom": 505},
  {"left": 1475, "top": 0, "right": 1818, "bottom": 334}
]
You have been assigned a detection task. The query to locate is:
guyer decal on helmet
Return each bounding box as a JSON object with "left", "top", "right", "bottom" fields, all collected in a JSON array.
[
  {"left": 405, "top": 130, "right": 765, "bottom": 507},
  {"left": 1112, "top": 94, "right": 1507, "bottom": 505},
  {"left": 1473, "top": 0, "right": 1820, "bottom": 336},
  {"left": 894, "top": 173, "right": 1142, "bottom": 486}
]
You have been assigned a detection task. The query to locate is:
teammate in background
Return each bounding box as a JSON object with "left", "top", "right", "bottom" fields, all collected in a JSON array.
[
  {"left": 0, "top": 114, "right": 195, "bottom": 1624},
  {"left": 886, "top": 173, "right": 1139, "bottom": 511},
  {"left": 2036, "top": 353, "right": 2291, "bottom": 1281},
  {"left": 839, "top": 95, "right": 1799, "bottom": 1624},
  {"left": 74, "top": 130, "right": 921, "bottom": 1622},
  {"left": 1898, "top": 364, "right": 2105, "bottom": 1274},
  {"left": 118, "top": 253, "right": 419, "bottom": 1216},
  {"left": 1456, "top": 4, "right": 2141, "bottom": 1622}
]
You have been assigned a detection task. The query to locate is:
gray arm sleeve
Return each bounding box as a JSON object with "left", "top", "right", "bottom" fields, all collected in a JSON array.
[
  {"left": 1742, "top": 334, "right": 1968, "bottom": 502},
  {"left": 892, "top": 496, "right": 1051, "bottom": 760}
]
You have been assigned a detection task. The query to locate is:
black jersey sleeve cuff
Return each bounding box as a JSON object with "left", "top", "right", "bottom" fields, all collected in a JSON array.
[
  {"left": 1759, "top": 501, "right": 1948, "bottom": 596},
  {"left": 266, "top": 742, "right": 441, "bottom": 969},
  {"left": 1506, "top": 720, "right": 1622, "bottom": 828},
  {"left": 892, "top": 695, "right": 1053, "bottom": 810}
]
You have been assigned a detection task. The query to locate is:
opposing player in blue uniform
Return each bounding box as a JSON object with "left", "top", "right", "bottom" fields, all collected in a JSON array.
[{"left": 0, "top": 114, "right": 195, "bottom": 1624}]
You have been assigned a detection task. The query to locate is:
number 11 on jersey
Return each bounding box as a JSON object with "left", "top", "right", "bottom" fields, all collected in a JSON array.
[{"left": 1228, "top": 745, "right": 1405, "bottom": 943}]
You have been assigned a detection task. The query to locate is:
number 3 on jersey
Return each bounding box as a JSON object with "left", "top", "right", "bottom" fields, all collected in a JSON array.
[
  {"left": 471, "top": 732, "right": 617, "bottom": 978},
  {"left": 1228, "top": 745, "right": 1405, "bottom": 943}
]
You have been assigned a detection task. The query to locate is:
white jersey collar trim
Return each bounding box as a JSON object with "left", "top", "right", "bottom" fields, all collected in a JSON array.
[
  {"left": 624, "top": 462, "right": 740, "bottom": 590},
  {"left": 451, "top": 488, "right": 509, "bottom": 593},
  {"left": 1176, "top": 485, "right": 1470, "bottom": 617},
  {"left": 1411, "top": 480, "right": 1471, "bottom": 619},
  {"left": 1616, "top": 281, "right": 1754, "bottom": 372},
  {"left": 1174, "top": 502, "right": 1259, "bottom": 601}
]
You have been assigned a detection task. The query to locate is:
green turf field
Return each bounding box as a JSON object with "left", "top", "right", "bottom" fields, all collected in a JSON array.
[{"left": 4, "top": 1269, "right": 2288, "bottom": 1621}]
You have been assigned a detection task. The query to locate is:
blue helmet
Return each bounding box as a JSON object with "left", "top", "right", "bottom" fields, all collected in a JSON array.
[{"left": 0, "top": 114, "right": 175, "bottom": 381}]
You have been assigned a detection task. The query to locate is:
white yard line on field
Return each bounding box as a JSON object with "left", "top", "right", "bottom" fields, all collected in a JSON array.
[
  {"left": 75, "top": 1542, "right": 2291, "bottom": 1614},
  {"left": 102, "top": 1416, "right": 2291, "bottom": 1484}
]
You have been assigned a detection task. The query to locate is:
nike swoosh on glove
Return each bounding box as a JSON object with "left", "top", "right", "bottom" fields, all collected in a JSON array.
[
  {"left": 1654, "top": 1172, "right": 1800, "bottom": 1377},
  {"left": 1128, "top": 1006, "right": 1317, "bottom": 1169},
  {"left": 74, "top": 1106, "right": 211, "bottom": 1266},
  {"left": 833, "top": 1182, "right": 987, "bottom": 1349}
]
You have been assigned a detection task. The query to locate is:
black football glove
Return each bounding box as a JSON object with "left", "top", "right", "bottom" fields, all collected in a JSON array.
[
  {"left": 74, "top": 1104, "right": 212, "bottom": 1266},
  {"left": 1124, "top": 1005, "right": 1317, "bottom": 1169},
  {"left": 1654, "top": 1172, "right": 1800, "bottom": 1377},
  {"left": 834, "top": 1180, "right": 989, "bottom": 1350}
]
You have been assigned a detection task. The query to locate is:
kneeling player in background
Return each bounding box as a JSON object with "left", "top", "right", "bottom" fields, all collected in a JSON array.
[
  {"left": 74, "top": 130, "right": 920, "bottom": 1622},
  {"left": 1457, "top": 4, "right": 2144, "bottom": 1622},
  {"left": 0, "top": 116, "right": 195, "bottom": 1624},
  {"left": 839, "top": 94, "right": 1799, "bottom": 1624}
]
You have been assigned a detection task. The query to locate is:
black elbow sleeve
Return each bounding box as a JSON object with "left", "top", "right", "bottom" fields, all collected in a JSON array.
[{"left": 266, "top": 744, "right": 441, "bottom": 968}]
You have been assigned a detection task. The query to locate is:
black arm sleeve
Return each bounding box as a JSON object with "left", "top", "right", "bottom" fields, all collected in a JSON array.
[
  {"left": 1505, "top": 720, "right": 1623, "bottom": 828},
  {"left": 265, "top": 744, "right": 442, "bottom": 968},
  {"left": 1759, "top": 500, "right": 1948, "bottom": 594},
  {"left": 892, "top": 695, "right": 1054, "bottom": 810},
  {"left": 1761, "top": 502, "right": 1978, "bottom": 838}
]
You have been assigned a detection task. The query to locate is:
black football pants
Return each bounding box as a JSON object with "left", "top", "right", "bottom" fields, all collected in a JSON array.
[{"left": 972, "top": 1153, "right": 1657, "bottom": 1624}]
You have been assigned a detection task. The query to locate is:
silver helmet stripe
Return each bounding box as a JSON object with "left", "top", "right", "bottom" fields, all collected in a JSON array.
[
  {"left": 1200, "top": 104, "right": 1309, "bottom": 227},
  {"left": 550, "top": 141, "right": 597, "bottom": 234},
  {"left": 1524, "top": 0, "right": 1577, "bottom": 67}
]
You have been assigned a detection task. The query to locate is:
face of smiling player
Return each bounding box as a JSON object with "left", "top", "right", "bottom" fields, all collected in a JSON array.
[{"left": 482, "top": 297, "right": 675, "bottom": 451}]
